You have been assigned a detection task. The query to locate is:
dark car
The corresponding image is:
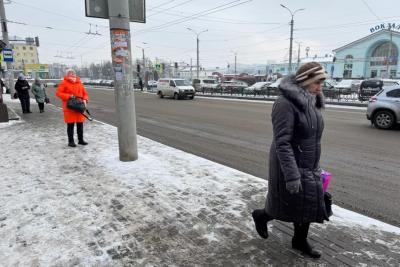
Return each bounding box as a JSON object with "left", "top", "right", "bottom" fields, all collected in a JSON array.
[
  {"left": 358, "top": 79, "right": 400, "bottom": 102},
  {"left": 358, "top": 79, "right": 383, "bottom": 102}
]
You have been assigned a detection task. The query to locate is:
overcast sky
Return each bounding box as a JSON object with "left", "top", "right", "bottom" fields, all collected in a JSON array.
[{"left": 3, "top": 0, "right": 400, "bottom": 69}]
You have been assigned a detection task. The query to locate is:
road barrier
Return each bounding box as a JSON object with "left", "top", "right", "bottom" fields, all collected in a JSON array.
[{"left": 194, "top": 87, "right": 361, "bottom": 102}]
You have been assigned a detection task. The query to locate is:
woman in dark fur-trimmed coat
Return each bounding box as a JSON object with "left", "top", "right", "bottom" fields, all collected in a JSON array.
[{"left": 252, "top": 62, "right": 330, "bottom": 259}]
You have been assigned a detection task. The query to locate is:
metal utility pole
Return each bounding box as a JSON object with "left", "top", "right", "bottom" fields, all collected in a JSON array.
[
  {"left": 187, "top": 28, "right": 208, "bottom": 79},
  {"left": 234, "top": 52, "right": 237, "bottom": 76},
  {"left": 386, "top": 24, "right": 393, "bottom": 78},
  {"left": 108, "top": 0, "right": 138, "bottom": 161},
  {"left": 231, "top": 50, "right": 238, "bottom": 76},
  {"left": 280, "top": 4, "right": 304, "bottom": 74},
  {"left": 136, "top": 43, "right": 147, "bottom": 88},
  {"left": 0, "top": 0, "right": 14, "bottom": 96},
  {"left": 296, "top": 42, "right": 301, "bottom": 71},
  {"left": 190, "top": 58, "right": 193, "bottom": 80}
]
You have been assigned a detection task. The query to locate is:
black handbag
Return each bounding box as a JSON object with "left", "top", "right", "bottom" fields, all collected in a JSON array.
[
  {"left": 67, "top": 96, "right": 86, "bottom": 113},
  {"left": 44, "top": 87, "right": 50, "bottom": 104},
  {"left": 324, "top": 192, "right": 333, "bottom": 218}
]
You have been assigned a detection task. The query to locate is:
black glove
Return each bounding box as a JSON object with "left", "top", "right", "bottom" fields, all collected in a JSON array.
[{"left": 286, "top": 179, "right": 302, "bottom": 194}]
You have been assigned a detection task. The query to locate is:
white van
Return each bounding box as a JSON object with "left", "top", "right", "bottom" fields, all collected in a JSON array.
[{"left": 157, "top": 78, "right": 195, "bottom": 100}]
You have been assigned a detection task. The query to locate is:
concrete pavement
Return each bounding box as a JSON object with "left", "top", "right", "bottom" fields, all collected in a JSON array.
[
  {"left": 43, "top": 88, "right": 400, "bottom": 227},
  {"left": 1, "top": 96, "right": 400, "bottom": 266}
]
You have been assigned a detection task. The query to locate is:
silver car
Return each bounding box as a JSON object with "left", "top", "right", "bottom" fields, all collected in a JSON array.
[{"left": 366, "top": 86, "right": 400, "bottom": 129}]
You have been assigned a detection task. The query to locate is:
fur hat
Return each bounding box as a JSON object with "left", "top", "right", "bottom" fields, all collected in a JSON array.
[
  {"left": 65, "top": 68, "right": 76, "bottom": 77},
  {"left": 295, "top": 62, "right": 327, "bottom": 87}
]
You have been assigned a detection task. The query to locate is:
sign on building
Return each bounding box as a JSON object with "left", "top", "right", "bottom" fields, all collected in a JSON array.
[
  {"left": 370, "top": 22, "right": 400, "bottom": 33},
  {"left": 2, "top": 49, "right": 13, "bottom": 62},
  {"left": 85, "top": 0, "right": 145, "bottom": 23}
]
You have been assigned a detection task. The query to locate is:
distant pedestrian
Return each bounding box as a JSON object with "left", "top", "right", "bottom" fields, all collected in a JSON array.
[
  {"left": 139, "top": 77, "right": 143, "bottom": 91},
  {"left": 252, "top": 62, "right": 330, "bottom": 258},
  {"left": 31, "top": 78, "right": 46, "bottom": 113},
  {"left": 14, "top": 73, "right": 32, "bottom": 114},
  {"left": 56, "top": 69, "right": 89, "bottom": 147}
]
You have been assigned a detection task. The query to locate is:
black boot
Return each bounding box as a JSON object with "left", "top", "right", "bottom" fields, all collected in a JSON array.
[
  {"left": 292, "top": 223, "right": 321, "bottom": 258},
  {"left": 77, "top": 123, "right": 88, "bottom": 145},
  {"left": 67, "top": 123, "right": 76, "bottom": 147},
  {"left": 292, "top": 238, "right": 321, "bottom": 258},
  {"left": 251, "top": 209, "right": 271, "bottom": 239}
]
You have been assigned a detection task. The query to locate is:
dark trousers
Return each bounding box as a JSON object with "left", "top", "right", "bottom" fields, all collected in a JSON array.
[
  {"left": 263, "top": 210, "right": 310, "bottom": 240},
  {"left": 67, "top": 123, "right": 84, "bottom": 143},
  {"left": 38, "top": 103, "right": 44, "bottom": 111},
  {"left": 293, "top": 222, "right": 310, "bottom": 241},
  {"left": 19, "top": 95, "right": 30, "bottom": 113}
]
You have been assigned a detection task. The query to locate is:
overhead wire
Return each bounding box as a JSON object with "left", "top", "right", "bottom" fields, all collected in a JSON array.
[
  {"left": 361, "top": 0, "right": 381, "bottom": 20},
  {"left": 148, "top": 0, "right": 195, "bottom": 18},
  {"left": 136, "top": 0, "right": 253, "bottom": 34}
]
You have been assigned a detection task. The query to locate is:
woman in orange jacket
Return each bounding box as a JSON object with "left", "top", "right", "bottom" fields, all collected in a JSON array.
[{"left": 56, "top": 69, "right": 89, "bottom": 147}]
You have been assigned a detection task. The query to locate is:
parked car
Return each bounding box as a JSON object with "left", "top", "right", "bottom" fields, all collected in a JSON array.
[
  {"left": 244, "top": 81, "right": 270, "bottom": 94},
  {"left": 334, "top": 79, "right": 362, "bottom": 92},
  {"left": 100, "top": 80, "right": 114, "bottom": 87},
  {"left": 148, "top": 80, "right": 158, "bottom": 88},
  {"left": 264, "top": 78, "right": 283, "bottom": 96},
  {"left": 220, "top": 80, "right": 248, "bottom": 93},
  {"left": 133, "top": 79, "right": 141, "bottom": 89},
  {"left": 192, "top": 78, "right": 220, "bottom": 92},
  {"left": 157, "top": 78, "right": 195, "bottom": 100},
  {"left": 366, "top": 86, "right": 400, "bottom": 129},
  {"left": 358, "top": 79, "right": 400, "bottom": 102}
]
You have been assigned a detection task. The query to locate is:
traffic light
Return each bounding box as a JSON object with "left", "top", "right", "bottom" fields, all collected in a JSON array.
[
  {"left": 174, "top": 62, "right": 178, "bottom": 69},
  {"left": 137, "top": 64, "right": 140, "bottom": 73},
  {"left": 35, "top": 36, "right": 40, "bottom": 47}
]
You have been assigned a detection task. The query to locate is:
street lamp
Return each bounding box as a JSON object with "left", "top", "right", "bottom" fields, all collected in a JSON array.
[
  {"left": 187, "top": 28, "right": 208, "bottom": 79},
  {"left": 136, "top": 42, "right": 148, "bottom": 89},
  {"left": 280, "top": 4, "right": 305, "bottom": 74},
  {"left": 136, "top": 42, "right": 148, "bottom": 74}
]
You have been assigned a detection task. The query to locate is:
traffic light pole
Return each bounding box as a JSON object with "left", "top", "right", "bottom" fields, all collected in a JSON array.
[
  {"left": 0, "top": 0, "right": 14, "bottom": 97},
  {"left": 108, "top": 0, "right": 138, "bottom": 161}
]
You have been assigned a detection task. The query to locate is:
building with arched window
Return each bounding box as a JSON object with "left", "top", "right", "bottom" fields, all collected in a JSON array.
[{"left": 333, "top": 29, "right": 400, "bottom": 79}]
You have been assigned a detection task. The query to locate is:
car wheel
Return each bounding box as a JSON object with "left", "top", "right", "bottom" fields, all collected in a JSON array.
[
  {"left": 190, "top": 96, "right": 195, "bottom": 100},
  {"left": 373, "top": 110, "right": 395, "bottom": 129},
  {"left": 158, "top": 91, "right": 164, "bottom": 98},
  {"left": 174, "top": 93, "right": 179, "bottom": 100}
]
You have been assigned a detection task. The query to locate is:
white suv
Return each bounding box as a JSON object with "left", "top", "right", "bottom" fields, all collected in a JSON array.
[
  {"left": 366, "top": 86, "right": 400, "bottom": 129},
  {"left": 157, "top": 79, "right": 195, "bottom": 100}
]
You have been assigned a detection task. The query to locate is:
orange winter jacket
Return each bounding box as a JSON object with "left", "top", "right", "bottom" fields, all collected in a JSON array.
[{"left": 56, "top": 76, "right": 89, "bottom": 123}]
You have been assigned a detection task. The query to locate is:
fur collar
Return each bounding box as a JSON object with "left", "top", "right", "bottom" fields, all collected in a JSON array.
[{"left": 278, "top": 75, "right": 324, "bottom": 110}]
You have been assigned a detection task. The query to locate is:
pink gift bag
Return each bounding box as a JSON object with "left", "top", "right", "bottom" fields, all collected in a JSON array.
[{"left": 321, "top": 170, "right": 332, "bottom": 192}]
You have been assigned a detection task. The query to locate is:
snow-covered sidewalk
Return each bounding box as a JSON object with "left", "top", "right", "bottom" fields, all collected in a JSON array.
[{"left": 0, "top": 96, "right": 399, "bottom": 266}]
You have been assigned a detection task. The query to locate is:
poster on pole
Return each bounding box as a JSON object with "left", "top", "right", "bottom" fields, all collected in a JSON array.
[
  {"left": 111, "top": 29, "right": 131, "bottom": 81},
  {"left": 85, "top": 0, "right": 146, "bottom": 23}
]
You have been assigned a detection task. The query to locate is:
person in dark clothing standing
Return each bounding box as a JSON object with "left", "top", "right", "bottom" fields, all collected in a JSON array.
[
  {"left": 252, "top": 62, "right": 330, "bottom": 258},
  {"left": 139, "top": 77, "right": 143, "bottom": 91},
  {"left": 15, "top": 74, "right": 32, "bottom": 113}
]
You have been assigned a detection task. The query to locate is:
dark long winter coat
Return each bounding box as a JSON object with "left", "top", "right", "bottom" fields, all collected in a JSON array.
[
  {"left": 15, "top": 79, "right": 30, "bottom": 98},
  {"left": 265, "top": 75, "right": 329, "bottom": 224}
]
